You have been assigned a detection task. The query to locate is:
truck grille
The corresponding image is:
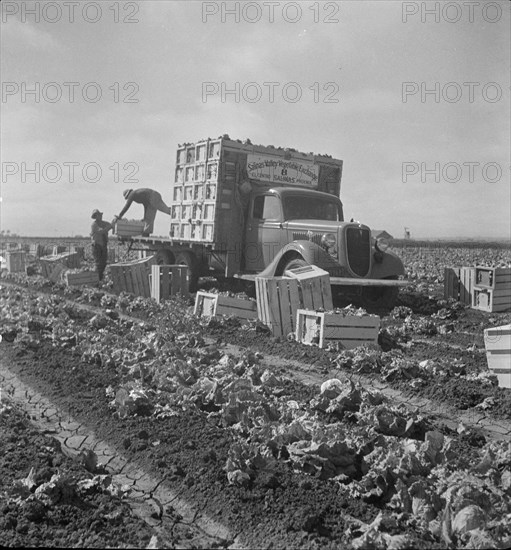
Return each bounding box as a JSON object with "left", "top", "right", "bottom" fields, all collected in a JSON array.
[
  {"left": 293, "top": 232, "right": 323, "bottom": 246},
  {"left": 346, "top": 227, "right": 370, "bottom": 276}
]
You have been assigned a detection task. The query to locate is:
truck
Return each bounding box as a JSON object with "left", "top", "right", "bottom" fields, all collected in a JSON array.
[{"left": 122, "top": 135, "right": 406, "bottom": 308}]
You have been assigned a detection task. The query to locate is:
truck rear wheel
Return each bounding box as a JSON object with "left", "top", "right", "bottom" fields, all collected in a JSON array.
[
  {"left": 175, "top": 251, "right": 199, "bottom": 292},
  {"left": 360, "top": 277, "right": 399, "bottom": 310}
]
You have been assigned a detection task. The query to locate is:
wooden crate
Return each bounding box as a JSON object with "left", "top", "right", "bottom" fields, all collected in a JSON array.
[
  {"left": 284, "top": 265, "right": 333, "bottom": 310},
  {"left": 296, "top": 309, "right": 380, "bottom": 349},
  {"left": 472, "top": 286, "right": 511, "bottom": 313},
  {"left": 65, "top": 271, "right": 99, "bottom": 287},
  {"left": 194, "top": 292, "right": 258, "bottom": 320},
  {"left": 109, "top": 255, "right": 155, "bottom": 297},
  {"left": 475, "top": 266, "right": 511, "bottom": 289},
  {"left": 114, "top": 220, "right": 145, "bottom": 237},
  {"left": 151, "top": 265, "right": 189, "bottom": 302},
  {"left": 444, "top": 267, "right": 475, "bottom": 304},
  {"left": 484, "top": 324, "right": 511, "bottom": 388},
  {"left": 255, "top": 274, "right": 334, "bottom": 338},
  {"left": 6, "top": 251, "right": 26, "bottom": 273},
  {"left": 29, "top": 244, "right": 45, "bottom": 258},
  {"left": 40, "top": 252, "right": 80, "bottom": 278}
]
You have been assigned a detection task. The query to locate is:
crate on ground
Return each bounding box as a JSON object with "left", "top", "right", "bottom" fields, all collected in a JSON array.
[
  {"left": 255, "top": 271, "right": 334, "bottom": 338},
  {"left": 150, "top": 265, "right": 189, "bottom": 302},
  {"left": 483, "top": 324, "right": 511, "bottom": 388},
  {"left": 114, "top": 219, "right": 145, "bottom": 237},
  {"left": 65, "top": 270, "right": 99, "bottom": 287},
  {"left": 475, "top": 266, "right": 511, "bottom": 289},
  {"left": 444, "top": 267, "right": 475, "bottom": 304},
  {"left": 284, "top": 264, "right": 333, "bottom": 310},
  {"left": 6, "top": 251, "right": 26, "bottom": 273},
  {"left": 472, "top": 286, "right": 511, "bottom": 313},
  {"left": 109, "top": 255, "right": 155, "bottom": 297},
  {"left": 296, "top": 309, "right": 380, "bottom": 349},
  {"left": 194, "top": 291, "right": 258, "bottom": 320},
  {"left": 40, "top": 252, "right": 81, "bottom": 278}
]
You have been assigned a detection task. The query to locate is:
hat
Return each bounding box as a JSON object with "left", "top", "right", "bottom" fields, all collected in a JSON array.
[
  {"left": 91, "top": 209, "right": 102, "bottom": 219},
  {"left": 123, "top": 189, "right": 133, "bottom": 200}
]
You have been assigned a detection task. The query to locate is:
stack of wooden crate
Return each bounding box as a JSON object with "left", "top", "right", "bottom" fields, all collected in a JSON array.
[
  {"left": 110, "top": 256, "right": 155, "bottom": 297},
  {"left": 472, "top": 267, "right": 511, "bottom": 313},
  {"left": 255, "top": 266, "right": 333, "bottom": 338},
  {"left": 151, "top": 265, "right": 189, "bottom": 302}
]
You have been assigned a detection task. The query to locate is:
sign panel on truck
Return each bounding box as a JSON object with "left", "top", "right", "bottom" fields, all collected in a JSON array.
[{"left": 246, "top": 153, "right": 319, "bottom": 187}]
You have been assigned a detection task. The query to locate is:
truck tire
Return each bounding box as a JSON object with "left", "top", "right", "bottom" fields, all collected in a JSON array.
[
  {"left": 174, "top": 251, "right": 199, "bottom": 292},
  {"left": 154, "top": 249, "right": 174, "bottom": 265},
  {"left": 360, "top": 277, "right": 399, "bottom": 310}
]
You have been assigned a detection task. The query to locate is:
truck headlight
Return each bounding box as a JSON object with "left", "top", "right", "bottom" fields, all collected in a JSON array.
[
  {"left": 375, "top": 238, "right": 389, "bottom": 252},
  {"left": 321, "top": 233, "right": 337, "bottom": 255}
]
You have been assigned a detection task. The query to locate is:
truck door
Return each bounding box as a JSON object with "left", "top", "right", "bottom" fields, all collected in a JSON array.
[{"left": 244, "top": 194, "right": 284, "bottom": 272}]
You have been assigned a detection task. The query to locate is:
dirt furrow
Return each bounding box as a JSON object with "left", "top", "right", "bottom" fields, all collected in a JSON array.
[{"left": 0, "top": 360, "right": 238, "bottom": 549}]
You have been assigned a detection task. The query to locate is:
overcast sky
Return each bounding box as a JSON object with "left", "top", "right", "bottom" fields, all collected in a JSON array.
[{"left": 1, "top": 0, "right": 510, "bottom": 239}]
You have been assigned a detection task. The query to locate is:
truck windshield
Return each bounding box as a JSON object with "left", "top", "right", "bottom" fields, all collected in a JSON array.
[{"left": 283, "top": 196, "right": 342, "bottom": 221}]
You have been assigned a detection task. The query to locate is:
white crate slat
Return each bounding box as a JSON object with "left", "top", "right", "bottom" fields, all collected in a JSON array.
[{"left": 484, "top": 324, "right": 511, "bottom": 388}]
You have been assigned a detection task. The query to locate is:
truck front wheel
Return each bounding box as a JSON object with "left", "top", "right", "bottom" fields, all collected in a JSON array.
[
  {"left": 360, "top": 277, "right": 399, "bottom": 310},
  {"left": 155, "top": 249, "right": 174, "bottom": 265},
  {"left": 175, "top": 251, "right": 199, "bottom": 292}
]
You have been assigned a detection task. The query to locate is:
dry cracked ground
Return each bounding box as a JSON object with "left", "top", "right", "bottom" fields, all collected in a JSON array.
[{"left": 1, "top": 254, "right": 511, "bottom": 549}]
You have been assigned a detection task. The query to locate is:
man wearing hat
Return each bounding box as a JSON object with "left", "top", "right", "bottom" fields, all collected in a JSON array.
[
  {"left": 113, "top": 188, "right": 171, "bottom": 236},
  {"left": 90, "top": 209, "right": 113, "bottom": 281}
]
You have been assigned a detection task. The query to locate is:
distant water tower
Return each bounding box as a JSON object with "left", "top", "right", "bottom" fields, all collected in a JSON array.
[{"left": 404, "top": 227, "right": 411, "bottom": 240}]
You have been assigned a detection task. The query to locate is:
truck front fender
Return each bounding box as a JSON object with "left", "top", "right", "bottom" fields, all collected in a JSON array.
[
  {"left": 258, "top": 241, "right": 344, "bottom": 278},
  {"left": 370, "top": 249, "right": 405, "bottom": 279}
]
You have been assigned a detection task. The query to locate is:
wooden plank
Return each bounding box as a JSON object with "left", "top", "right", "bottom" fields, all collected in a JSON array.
[
  {"left": 444, "top": 267, "right": 459, "bottom": 300},
  {"left": 162, "top": 266, "right": 170, "bottom": 300},
  {"left": 65, "top": 271, "right": 99, "bottom": 286},
  {"left": 329, "top": 277, "right": 410, "bottom": 287},
  {"left": 277, "top": 281, "right": 294, "bottom": 337},
  {"left": 460, "top": 267, "right": 475, "bottom": 305}
]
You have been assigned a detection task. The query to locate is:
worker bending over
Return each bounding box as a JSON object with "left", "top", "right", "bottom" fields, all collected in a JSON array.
[{"left": 113, "top": 188, "right": 171, "bottom": 236}]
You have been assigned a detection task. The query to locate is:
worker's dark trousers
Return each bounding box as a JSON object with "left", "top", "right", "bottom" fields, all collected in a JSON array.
[
  {"left": 92, "top": 243, "right": 108, "bottom": 280},
  {"left": 142, "top": 192, "right": 171, "bottom": 236}
]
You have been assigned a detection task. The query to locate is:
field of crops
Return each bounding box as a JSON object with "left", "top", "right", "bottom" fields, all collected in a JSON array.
[{"left": 1, "top": 239, "right": 510, "bottom": 549}]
